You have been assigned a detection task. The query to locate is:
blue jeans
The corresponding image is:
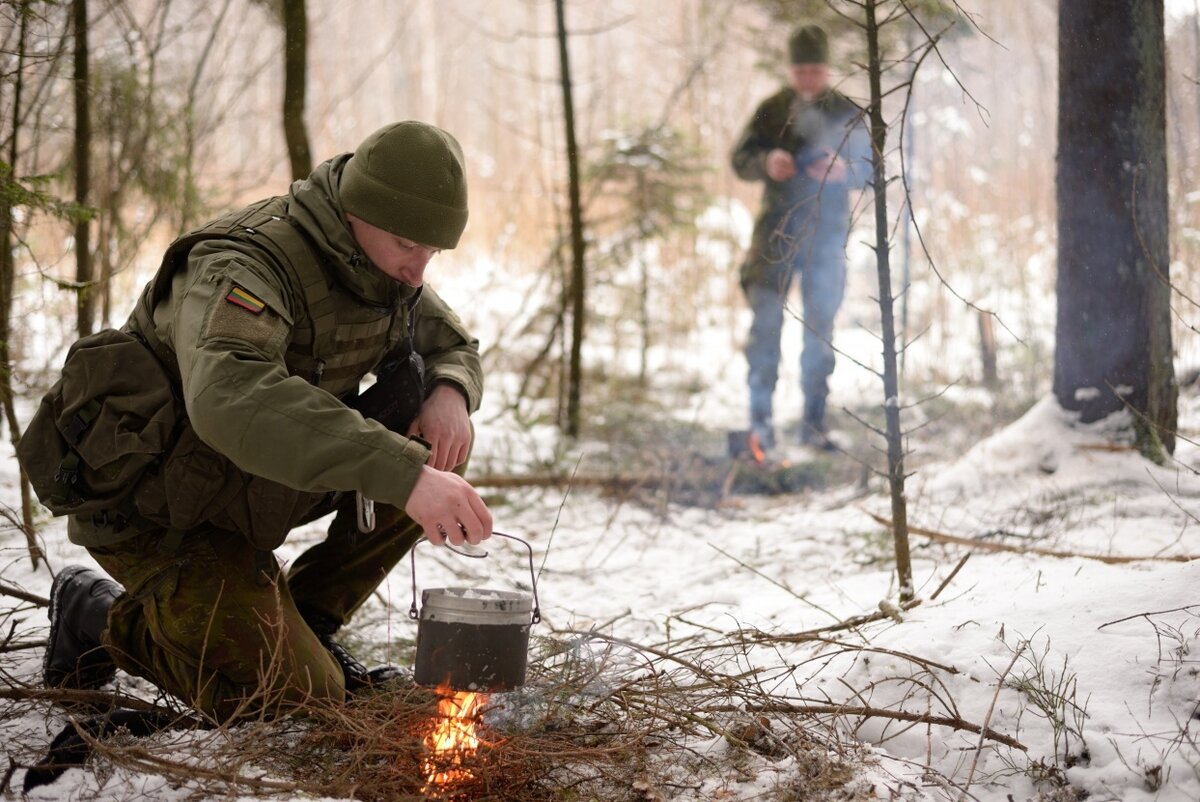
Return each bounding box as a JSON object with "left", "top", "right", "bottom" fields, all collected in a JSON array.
[{"left": 744, "top": 226, "right": 847, "bottom": 431}]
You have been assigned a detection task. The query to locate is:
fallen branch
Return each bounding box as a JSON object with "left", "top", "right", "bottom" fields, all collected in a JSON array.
[
  {"left": 472, "top": 473, "right": 653, "bottom": 490},
  {"left": 0, "top": 686, "right": 169, "bottom": 714},
  {"left": 1097, "top": 604, "right": 1200, "bottom": 629},
  {"left": 0, "top": 640, "right": 45, "bottom": 654},
  {"left": 931, "top": 553, "right": 971, "bottom": 600},
  {"left": 790, "top": 598, "right": 923, "bottom": 637},
  {"left": 736, "top": 702, "right": 1025, "bottom": 750},
  {"left": 80, "top": 733, "right": 314, "bottom": 794},
  {"left": 866, "top": 512, "right": 1198, "bottom": 564},
  {"left": 0, "top": 580, "right": 49, "bottom": 607},
  {"left": 736, "top": 632, "right": 960, "bottom": 676}
]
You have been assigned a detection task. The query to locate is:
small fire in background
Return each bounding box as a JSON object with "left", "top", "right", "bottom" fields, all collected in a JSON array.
[
  {"left": 420, "top": 685, "right": 488, "bottom": 796},
  {"left": 747, "top": 431, "right": 767, "bottom": 465}
]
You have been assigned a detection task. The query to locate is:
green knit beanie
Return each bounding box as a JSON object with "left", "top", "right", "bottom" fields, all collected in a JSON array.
[
  {"left": 340, "top": 121, "right": 469, "bottom": 250},
  {"left": 788, "top": 24, "right": 829, "bottom": 65}
]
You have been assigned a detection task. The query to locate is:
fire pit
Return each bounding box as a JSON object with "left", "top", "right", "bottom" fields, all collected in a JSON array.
[{"left": 409, "top": 533, "right": 541, "bottom": 796}]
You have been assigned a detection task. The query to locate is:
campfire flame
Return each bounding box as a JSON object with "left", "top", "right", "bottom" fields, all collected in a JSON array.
[
  {"left": 747, "top": 431, "right": 767, "bottom": 465},
  {"left": 420, "top": 685, "right": 488, "bottom": 795}
]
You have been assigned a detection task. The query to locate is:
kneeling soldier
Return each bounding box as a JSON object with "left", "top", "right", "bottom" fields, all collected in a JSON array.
[{"left": 30, "top": 121, "right": 491, "bottom": 721}]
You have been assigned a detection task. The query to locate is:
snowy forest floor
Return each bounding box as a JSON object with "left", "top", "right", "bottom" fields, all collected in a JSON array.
[{"left": 2, "top": 377, "right": 1200, "bottom": 801}]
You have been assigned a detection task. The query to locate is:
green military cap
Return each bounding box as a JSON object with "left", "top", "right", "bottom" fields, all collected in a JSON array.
[{"left": 340, "top": 121, "right": 469, "bottom": 250}]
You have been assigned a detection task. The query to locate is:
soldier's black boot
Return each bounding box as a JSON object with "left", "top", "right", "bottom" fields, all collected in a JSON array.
[
  {"left": 301, "top": 609, "right": 408, "bottom": 693},
  {"left": 44, "top": 566, "right": 122, "bottom": 689}
]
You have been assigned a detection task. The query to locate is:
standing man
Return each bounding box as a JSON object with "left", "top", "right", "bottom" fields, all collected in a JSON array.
[
  {"left": 732, "top": 24, "right": 869, "bottom": 451},
  {"left": 30, "top": 121, "right": 491, "bottom": 721}
]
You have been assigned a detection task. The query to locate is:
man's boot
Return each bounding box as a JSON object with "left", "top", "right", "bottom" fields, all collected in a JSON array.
[
  {"left": 44, "top": 566, "right": 122, "bottom": 689},
  {"left": 301, "top": 609, "right": 408, "bottom": 693},
  {"left": 801, "top": 394, "right": 837, "bottom": 452}
]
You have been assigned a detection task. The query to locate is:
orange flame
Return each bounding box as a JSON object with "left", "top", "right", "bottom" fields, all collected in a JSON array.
[
  {"left": 420, "top": 685, "right": 488, "bottom": 795},
  {"left": 748, "top": 432, "right": 767, "bottom": 465}
]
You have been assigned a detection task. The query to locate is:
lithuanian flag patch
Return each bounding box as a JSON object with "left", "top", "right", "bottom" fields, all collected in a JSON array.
[{"left": 225, "top": 285, "right": 267, "bottom": 314}]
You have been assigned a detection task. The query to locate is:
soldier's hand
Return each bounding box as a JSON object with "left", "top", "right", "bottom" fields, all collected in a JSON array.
[
  {"left": 405, "top": 466, "right": 492, "bottom": 546},
  {"left": 407, "top": 384, "right": 472, "bottom": 471},
  {"left": 766, "top": 149, "right": 796, "bottom": 182}
]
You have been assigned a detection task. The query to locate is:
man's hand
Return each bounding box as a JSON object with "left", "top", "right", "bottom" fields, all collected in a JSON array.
[
  {"left": 405, "top": 466, "right": 493, "bottom": 546},
  {"left": 805, "top": 149, "right": 847, "bottom": 183},
  {"left": 407, "top": 383, "right": 471, "bottom": 471},
  {"left": 765, "top": 148, "right": 797, "bottom": 182}
]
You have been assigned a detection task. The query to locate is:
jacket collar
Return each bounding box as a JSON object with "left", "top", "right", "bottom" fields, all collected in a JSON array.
[{"left": 286, "top": 155, "right": 419, "bottom": 307}]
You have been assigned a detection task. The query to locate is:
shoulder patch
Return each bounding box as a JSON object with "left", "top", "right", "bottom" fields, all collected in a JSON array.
[
  {"left": 225, "top": 285, "right": 267, "bottom": 314},
  {"left": 204, "top": 281, "right": 287, "bottom": 354}
]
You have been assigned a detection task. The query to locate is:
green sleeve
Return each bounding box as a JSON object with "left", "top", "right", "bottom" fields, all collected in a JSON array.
[
  {"left": 170, "top": 245, "right": 431, "bottom": 509},
  {"left": 413, "top": 286, "right": 483, "bottom": 413}
]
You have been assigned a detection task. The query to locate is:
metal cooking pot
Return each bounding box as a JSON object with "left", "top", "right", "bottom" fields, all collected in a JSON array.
[{"left": 409, "top": 532, "right": 541, "bottom": 692}]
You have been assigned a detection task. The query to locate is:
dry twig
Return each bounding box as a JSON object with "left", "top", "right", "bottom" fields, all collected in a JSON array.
[
  {"left": 866, "top": 511, "right": 1199, "bottom": 564},
  {"left": 0, "top": 580, "right": 49, "bottom": 607}
]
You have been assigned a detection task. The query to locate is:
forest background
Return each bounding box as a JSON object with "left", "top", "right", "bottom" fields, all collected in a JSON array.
[
  {"left": 2, "top": 1, "right": 1200, "bottom": 800},
  {"left": 4, "top": 0, "right": 1198, "bottom": 428}
]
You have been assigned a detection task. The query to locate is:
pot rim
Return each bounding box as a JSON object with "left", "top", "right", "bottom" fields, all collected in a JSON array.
[{"left": 420, "top": 586, "right": 535, "bottom": 619}]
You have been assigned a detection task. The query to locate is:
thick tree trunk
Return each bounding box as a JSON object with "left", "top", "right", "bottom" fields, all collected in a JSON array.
[
  {"left": 281, "top": 0, "right": 312, "bottom": 181},
  {"left": 1055, "top": 0, "right": 1175, "bottom": 456},
  {"left": 73, "top": 0, "right": 94, "bottom": 337},
  {"left": 555, "top": 0, "right": 586, "bottom": 438}
]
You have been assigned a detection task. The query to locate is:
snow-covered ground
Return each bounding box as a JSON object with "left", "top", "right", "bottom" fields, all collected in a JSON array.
[{"left": 2, "top": 247, "right": 1198, "bottom": 800}]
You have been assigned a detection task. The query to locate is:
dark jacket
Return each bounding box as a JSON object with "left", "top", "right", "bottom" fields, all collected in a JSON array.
[{"left": 732, "top": 86, "right": 868, "bottom": 289}]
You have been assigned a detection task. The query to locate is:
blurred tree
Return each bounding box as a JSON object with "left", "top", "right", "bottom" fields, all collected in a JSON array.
[
  {"left": 72, "top": 0, "right": 93, "bottom": 337},
  {"left": 1055, "top": 0, "right": 1176, "bottom": 459},
  {"left": 861, "top": 0, "right": 912, "bottom": 601},
  {"left": 1, "top": 0, "right": 75, "bottom": 565},
  {"left": 588, "top": 125, "right": 709, "bottom": 386},
  {"left": 281, "top": 0, "right": 312, "bottom": 180},
  {"left": 555, "top": 0, "right": 586, "bottom": 438}
]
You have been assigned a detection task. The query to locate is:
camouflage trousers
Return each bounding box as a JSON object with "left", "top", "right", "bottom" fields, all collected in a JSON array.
[{"left": 88, "top": 493, "right": 422, "bottom": 722}]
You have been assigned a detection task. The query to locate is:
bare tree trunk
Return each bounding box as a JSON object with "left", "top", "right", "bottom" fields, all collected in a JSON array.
[
  {"left": 638, "top": 252, "right": 649, "bottom": 387},
  {"left": 98, "top": 78, "right": 116, "bottom": 328},
  {"left": 281, "top": 0, "right": 312, "bottom": 180},
  {"left": 978, "top": 309, "right": 998, "bottom": 389},
  {"left": 73, "top": 0, "right": 94, "bottom": 338},
  {"left": 1055, "top": 0, "right": 1175, "bottom": 459},
  {"left": 1, "top": 2, "right": 40, "bottom": 568},
  {"left": 637, "top": 169, "right": 649, "bottom": 387},
  {"left": 865, "top": 0, "right": 913, "bottom": 601},
  {"left": 179, "top": 0, "right": 235, "bottom": 231},
  {"left": 555, "top": 0, "right": 586, "bottom": 438}
]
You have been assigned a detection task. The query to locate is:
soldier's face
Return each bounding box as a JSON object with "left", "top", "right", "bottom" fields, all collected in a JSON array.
[
  {"left": 788, "top": 64, "right": 829, "bottom": 100},
  {"left": 347, "top": 214, "right": 441, "bottom": 287}
]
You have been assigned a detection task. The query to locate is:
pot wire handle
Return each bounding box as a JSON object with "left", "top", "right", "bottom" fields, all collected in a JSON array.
[{"left": 408, "top": 531, "right": 542, "bottom": 624}]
